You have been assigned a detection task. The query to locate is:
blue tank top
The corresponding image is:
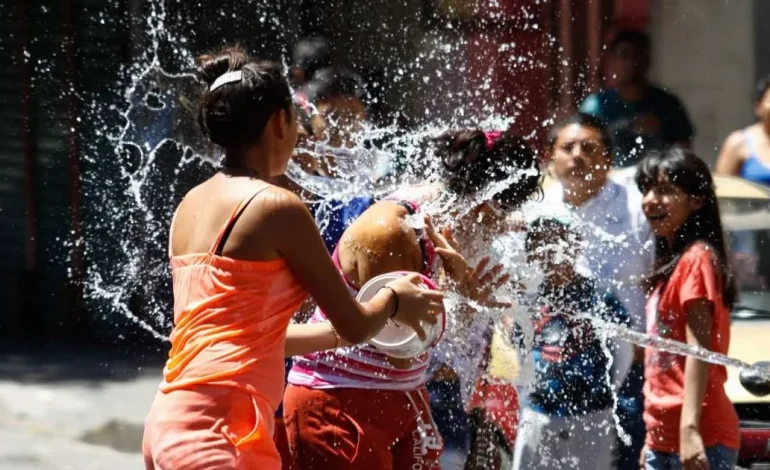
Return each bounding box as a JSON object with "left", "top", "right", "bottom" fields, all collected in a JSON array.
[{"left": 740, "top": 130, "right": 770, "bottom": 186}]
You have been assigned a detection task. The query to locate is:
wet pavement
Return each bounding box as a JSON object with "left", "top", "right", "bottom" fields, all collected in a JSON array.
[{"left": 0, "top": 344, "right": 162, "bottom": 470}]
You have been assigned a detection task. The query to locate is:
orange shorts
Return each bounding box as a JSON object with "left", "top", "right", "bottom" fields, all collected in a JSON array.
[
  {"left": 143, "top": 386, "right": 279, "bottom": 470},
  {"left": 283, "top": 384, "right": 443, "bottom": 470}
]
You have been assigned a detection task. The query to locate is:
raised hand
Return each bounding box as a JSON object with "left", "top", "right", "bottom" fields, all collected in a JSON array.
[{"left": 425, "top": 216, "right": 510, "bottom": 308}]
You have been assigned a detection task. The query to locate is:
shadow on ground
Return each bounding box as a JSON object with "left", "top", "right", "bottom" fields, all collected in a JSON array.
[{"left": 0, "top": 341, "right": 167, "bottom": 383}]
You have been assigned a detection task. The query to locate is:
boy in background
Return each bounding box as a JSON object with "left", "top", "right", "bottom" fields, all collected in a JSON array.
[{"left": 513, "top": 216, "right": 631, "bottom": 470}]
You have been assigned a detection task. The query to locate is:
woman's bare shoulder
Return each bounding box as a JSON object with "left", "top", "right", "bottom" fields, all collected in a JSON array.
[{"left": 722, "top": 129, "right": 749, "bottom": 157}]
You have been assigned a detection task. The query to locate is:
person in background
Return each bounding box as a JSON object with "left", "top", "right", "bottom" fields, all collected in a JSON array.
[
  {"left": 544, "top": 113, "right": 652, "bottom": 469},
  {"left": 635, "top": 149, "right": 740, "bottom": 470},
  {"left": 289, "top": 37, "right": 332, "bottom": 88},
  {"left": 300, "top": 67, "right": 367, "bottom": 144},
  {"left": 581, "top": 30, "right": 694, "bottom": 167},
  {"left": 295, "top": 66, "right": 404, "bottom": 183},
  {"left": 512, "top": 215, "right": 630, "bottom": 470},
  {"left": 714, "top": 75, "right": 770, "bottom": 297},
  {"left": 716, "top": 74, "right": 770, "bottom": 185},
  {"left": 291, "top": 66, "right": 381, "bottom": 252}
]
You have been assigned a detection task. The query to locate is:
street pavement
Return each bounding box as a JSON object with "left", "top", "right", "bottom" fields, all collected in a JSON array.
[{"left": 0, "top": 344, "right": 162, "bottom": 470}]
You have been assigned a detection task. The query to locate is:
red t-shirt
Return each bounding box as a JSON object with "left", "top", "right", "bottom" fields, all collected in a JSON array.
[{"left": 643, "top": 243, "right": 740, "bottom": 452}]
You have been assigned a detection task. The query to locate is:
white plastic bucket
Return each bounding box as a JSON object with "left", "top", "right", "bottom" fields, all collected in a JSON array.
[{"left": 356, "top": 271, "right": 445, "bottom": 359}]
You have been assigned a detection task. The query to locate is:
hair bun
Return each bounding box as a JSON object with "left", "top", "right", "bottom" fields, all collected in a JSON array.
[
  {"left": 433, "top": 130, "right": 486, "bottom": 174},
  {"left": 196, "top": 45, "right": 292, "bottom": 150},
  {"left": 198, "top": 46, "right": 250, "bottom": 87},
  {"left": 430, "top": 129, "right": 541, "bottom": 209}
]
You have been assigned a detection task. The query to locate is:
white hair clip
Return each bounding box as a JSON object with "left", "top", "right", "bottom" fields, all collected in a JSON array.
[{"left": 209, "top": 70, "right": 242, "bottom": 91}]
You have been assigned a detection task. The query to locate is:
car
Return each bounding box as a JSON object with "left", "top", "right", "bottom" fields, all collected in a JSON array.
[{"left": 718, "top": 184, "right": 770, "bottom": 469}]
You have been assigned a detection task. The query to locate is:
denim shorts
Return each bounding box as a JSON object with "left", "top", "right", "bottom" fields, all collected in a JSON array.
[{"left": 644, "top": 444, "right": 738, "bottom": 470}]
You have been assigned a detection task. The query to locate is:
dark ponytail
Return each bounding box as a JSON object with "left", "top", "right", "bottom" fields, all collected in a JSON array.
[
  {"left": 197, "top": 45, "right": 292, "bottom": 149},
  {"left": 433, "top": 129, "right": 542, "bottom": 211}
]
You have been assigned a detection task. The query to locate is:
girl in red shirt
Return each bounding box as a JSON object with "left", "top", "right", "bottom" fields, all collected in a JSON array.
[{"left": 635, "top": 148, "right": 740, "bottom": 470}]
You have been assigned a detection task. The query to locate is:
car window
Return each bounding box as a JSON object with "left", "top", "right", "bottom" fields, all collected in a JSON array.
[{"left": 723, "top": 198, "right": 770, "bottom": 320}]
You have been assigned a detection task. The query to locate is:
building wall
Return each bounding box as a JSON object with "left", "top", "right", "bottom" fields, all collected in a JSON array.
[
  {"left": 756, "top": 0, "right": 770, "bottom": 83},
  {"left": 649, "top": 0, "right": 755, "bottom": 166}
]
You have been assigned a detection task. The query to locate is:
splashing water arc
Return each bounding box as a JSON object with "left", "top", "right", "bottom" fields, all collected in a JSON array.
[
  {"left": 83, "top": 0, "right": 770, "bottom": 439},
  {"left": 87, "top": 0, "right": 544, "bottom": 342}
]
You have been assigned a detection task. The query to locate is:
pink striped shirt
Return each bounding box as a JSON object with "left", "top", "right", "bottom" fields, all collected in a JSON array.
[{"left": 287, "top": 197, "right": 436, "bottom": 391}]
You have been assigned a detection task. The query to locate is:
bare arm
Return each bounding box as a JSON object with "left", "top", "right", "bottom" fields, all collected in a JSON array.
[
  {"left": 680, "top": 298, "right": 713, "bottom": 469},
  {"left": 335, "top": 202, "right": 428, "bottom": 370},
  {"left": 715, "top": 131, "right": 746, "bottom": 176},
  {"left": 271, "top": 174, "right": 319, "bottom": 203},
  {"left": 285, "top": 322, "right": 345, "bottom": 357},
  {"left": 681, "top": 298, "right": 713, "bottom": 428}
]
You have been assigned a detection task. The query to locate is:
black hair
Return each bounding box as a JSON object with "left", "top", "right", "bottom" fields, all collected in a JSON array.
[
  {"left": 525, "top": 217, "right": 579, "bottom": 251},
  {"left": 635, "top": 148, "right": 736, "bottom": 307},
  {"left": 434, "top": 129, "right": 542, "bottom": 211},
  {"left": 609, "top": 29, "right": 651, "bottom": 53},
  {"left": 756, "top": 74, "right": 770, "bottom": 103},
  {"left": 299, "top": 67, "right": 366, "bottom": 105},
  {"left": 292, "top": 37, "right": 332, "bottom": 81},
  {"left": 548, "top": 112, "right": 613, "bottom": 153},
  {"left": 197, "top": 46, "right": 292, "bottom": 150}
]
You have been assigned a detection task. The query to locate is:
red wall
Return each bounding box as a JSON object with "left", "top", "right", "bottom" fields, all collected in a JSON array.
[{"left": 462, "top": 0, "right": 552, "bottom": 138}]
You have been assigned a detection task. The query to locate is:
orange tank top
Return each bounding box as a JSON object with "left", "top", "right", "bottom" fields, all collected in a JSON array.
[{"left": 160, "top": 186, "right": 308, "bottom": 412}]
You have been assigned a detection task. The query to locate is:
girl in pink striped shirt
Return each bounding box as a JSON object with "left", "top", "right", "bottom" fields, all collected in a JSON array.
[{"left": 284, "top": 129, "right": 542, "bottom": 470}]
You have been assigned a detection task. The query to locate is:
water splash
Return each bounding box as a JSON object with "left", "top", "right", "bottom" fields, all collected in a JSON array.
[
  {"left": 608, "top": 323, "right": 770, "bottom": 381},
  {"left": 80, "top": 3, "right": 768, "bottom": 461}
]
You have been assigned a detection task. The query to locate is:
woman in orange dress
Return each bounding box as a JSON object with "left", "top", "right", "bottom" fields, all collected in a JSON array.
[{"left": 141, "top": 46, "right": 444, "bottom": 470}]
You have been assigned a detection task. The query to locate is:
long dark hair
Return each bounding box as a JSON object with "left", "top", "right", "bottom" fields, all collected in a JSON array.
[
  {"left": 433, "top": 129, "right": 542, "bottom": 211},
  {"left": 635, "top": 148, "right": 736, "bottom": 307}
]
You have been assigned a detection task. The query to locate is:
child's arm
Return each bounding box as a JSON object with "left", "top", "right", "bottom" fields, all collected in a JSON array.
[
  {"left": 285, "top": 322, "right": 351, "bottom": 357},
  {"left": 680, "top": 298, "right": 713, "bottom": 467}
]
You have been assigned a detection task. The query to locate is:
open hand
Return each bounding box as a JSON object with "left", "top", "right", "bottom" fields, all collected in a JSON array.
[{"left": 425, "top": 216, "right": 510, "bottom": 308}]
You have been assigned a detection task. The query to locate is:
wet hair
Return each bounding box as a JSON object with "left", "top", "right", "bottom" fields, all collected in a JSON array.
[
  {"left": 609, "top": 29, "right": 651, "bottom": 53},
  {"left": 292, "top": 37, "right": 332, "bottom": 81},
  {"left": 433, "top": 129, "right": 542, "bottom": 211},
  {"left": 197, "top": 46, "right": 292, "bottom": 149},
  {"left": 299, "top": 67, "right": 366, "bottom": 105},
  {"left": 525, "top": 216, "right": 580, "bottom": 252},
  {"left": 756, "top": 74, "right": 770, "bottom": 103},
  {"left": 635, "top": 148, "right": 736, "bottom": 307},
  {"left": 548, "top": 112, "right": 612, "bottom": 154}
]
